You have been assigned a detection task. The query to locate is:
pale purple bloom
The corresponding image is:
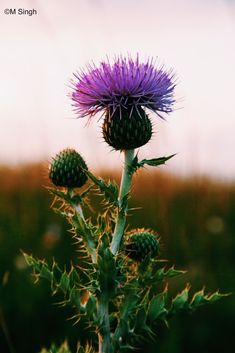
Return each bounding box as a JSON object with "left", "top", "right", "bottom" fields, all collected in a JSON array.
[{"left": 71, "top": 55, "right": 176, "bottom": 119}]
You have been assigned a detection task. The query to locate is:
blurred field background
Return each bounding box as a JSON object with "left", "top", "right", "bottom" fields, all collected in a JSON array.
[{"left": 0, "top": 163, "right": 234, "bottom": 353}]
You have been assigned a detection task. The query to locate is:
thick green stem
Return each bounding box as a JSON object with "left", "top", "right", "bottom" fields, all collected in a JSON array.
[
  {"left": 111, "top": 149, "right": 135, "bottom": 255},
  {"left": 98, "top": 298, "right": 111, "bottom": 353}
]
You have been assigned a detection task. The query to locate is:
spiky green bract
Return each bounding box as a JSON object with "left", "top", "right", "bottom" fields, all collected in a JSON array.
[
  {"left": 102, "top": 106, "right": 152, "bottom": 150},
  {"left": 125, "top": 229, "right": 159, "bottom": 261},
  {"left": 49, "top": 148, "right": 88, "bottom": 188}
]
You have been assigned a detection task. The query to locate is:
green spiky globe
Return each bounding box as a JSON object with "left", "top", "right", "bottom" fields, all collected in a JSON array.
[
  {"left": 49, "top": 149, "right": 88, "bottom": 188},
  {"left": 125, "top": 230, "right": 159, "bottom": 261},
  {"left": 102, "top": 107, "right": 152, "bottom": 150}
]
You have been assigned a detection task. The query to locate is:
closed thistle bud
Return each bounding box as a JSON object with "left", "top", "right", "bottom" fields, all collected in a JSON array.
[
  {"left": 125, "top": 229, "right": 159, "bottom": 261},
  {"left": 49, "top": 148, "right": 88, "bottom": 188},
  {"left": 102, "top": 107, "right": 152, "bottom": 150}
]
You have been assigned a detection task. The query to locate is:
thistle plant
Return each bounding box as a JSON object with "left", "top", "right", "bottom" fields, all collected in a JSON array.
[{"left": 24, "top": 55, "right": 227, "bottom": 353}]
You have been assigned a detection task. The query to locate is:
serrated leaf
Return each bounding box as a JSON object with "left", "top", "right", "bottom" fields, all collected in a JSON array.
[
  {"left": 206, "top": 291, "right": 230, "bottom": 302},
  {"left": 40, "top": 264, "right": 53, "bottom": 282},
  {"left": 155, "top": 266, "right": 186, "bottom": 281},
  {"left": 171, "top": 284, "right": 191, "bottom": 313},
  {"left": 23, "top": 254, "right": 53, "bottom": 282},
  {"left": 52, "top": 262, "right": 63, "bottom": 284},
  {"left": 47, "top": 187, "right": 70, "bottom": 201},
  {"left": 139, "top": 154, "right": 176, "bottom": 167},
  {"left": 47, "top": 186, "right": 92, "bottom": 210},
  {"left": 148, "top": 289, "right": 168, "bottom": 322},
  {"left": 85, "top": 170, "right": 118, "bottom": 205},
  {"left": 191, "top": 289, "right": 229, "bottom": 309},
  {"left": 23, "top": 253, "right": 87, "bottom": 312},
  {"left": 190, "top": 288, "right": 206, "bottom": 307},
  {"left": 131, "top": 154, "right": 176, "bottom": 173}
]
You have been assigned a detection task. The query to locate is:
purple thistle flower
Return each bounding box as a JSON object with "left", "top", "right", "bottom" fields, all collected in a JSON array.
[{"left": 71, "top": 55, "right": 176, "bottom": 119}]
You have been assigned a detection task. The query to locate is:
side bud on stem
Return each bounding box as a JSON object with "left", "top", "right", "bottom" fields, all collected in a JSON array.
[
  {"left": 49, "top": 148, "right": 88, "bottom": 188},
  {"left": 49, "top": 148, "right": 96, "bottom": 262},
  {"left": 125, "top": 229, "right": 160, "bottom": 261}
]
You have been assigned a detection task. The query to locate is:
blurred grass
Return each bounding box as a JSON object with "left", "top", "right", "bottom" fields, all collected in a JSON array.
[{"left": 0, "top": 164, "right": 234, "bottom": 353}]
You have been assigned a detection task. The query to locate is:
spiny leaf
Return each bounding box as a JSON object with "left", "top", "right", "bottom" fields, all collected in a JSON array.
[
  {"left": 131, "top": 154, "right": 176, "bottom": 173},
  {"left": 47, "top": 185, "right": 92, "bottom": 209},
  {"left": 24, "top": 254, "right": 53, "bottom": 282},
  {"left": 148, "top": 288, "right": 168, "bottom": 322},
  {"left": 23, "top": 253, "right": 87, "bottom": 310},
  {"left": 134, "top": 308, "right": 154, "bottom": 339},
  {"left": 171, "top": 284, "right": 191, "bottom": 313},
  {"left": 47, "top": 187, "right": 72, "bottom": 202},
  {"left": 155, "top": 266, "right": 186, "bottom": 281},
  {"left": 191, "top": 289, "right": 230, "bottom": 310},
  {"left": 85, "top": 170, "right": 118, "bottom": 205}
]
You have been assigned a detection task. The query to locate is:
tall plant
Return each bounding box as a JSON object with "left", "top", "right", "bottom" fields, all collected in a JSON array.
[{"left": 24, "top": 55, "right": 226, "bottom": 353}]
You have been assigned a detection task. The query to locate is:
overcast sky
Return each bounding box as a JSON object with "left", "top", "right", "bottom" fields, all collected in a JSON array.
[{"left": 0, "top": 0, "right": 235, "bottom": 179}]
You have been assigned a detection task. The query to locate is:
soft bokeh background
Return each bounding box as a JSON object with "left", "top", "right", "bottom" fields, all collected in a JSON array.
[{"left": 0, "top": 0, "right": 235, "bottom": 352}]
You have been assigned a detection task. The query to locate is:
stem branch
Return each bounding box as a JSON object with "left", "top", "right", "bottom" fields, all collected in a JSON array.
[{"left": 69, "top": 190, "right": 97, "bottom": 263}]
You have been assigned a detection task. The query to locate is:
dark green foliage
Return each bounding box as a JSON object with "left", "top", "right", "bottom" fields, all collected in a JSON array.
[
  {"left": 102, "top": 107, "right": 152, "bottom": 150},
  {"left": 49, "top": 149, "right": 88, "bottom": 188},
  {"left": 1, "top": 164, "right": 231, "bottom": 353},
  {"left": 24, "top": 254, "right": 84, "bottom": 310},
  {"left": 26, "top": 160, "right": 228, "bottom": 353}
]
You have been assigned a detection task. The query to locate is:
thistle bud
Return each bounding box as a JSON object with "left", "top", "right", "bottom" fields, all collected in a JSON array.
[
  {"left": 49, "top": 148, "right": 88, "bottom": 188},
  {"left": 102, "top": 107, "right": 152, "bottom": 150},
  {"left": 125, "top": 229, "right": 159, "bottom": 261}
]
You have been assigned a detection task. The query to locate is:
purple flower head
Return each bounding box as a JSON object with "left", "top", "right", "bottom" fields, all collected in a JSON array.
[{"left": 71, "top": 55, "right": 176, "bottom": 119}]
